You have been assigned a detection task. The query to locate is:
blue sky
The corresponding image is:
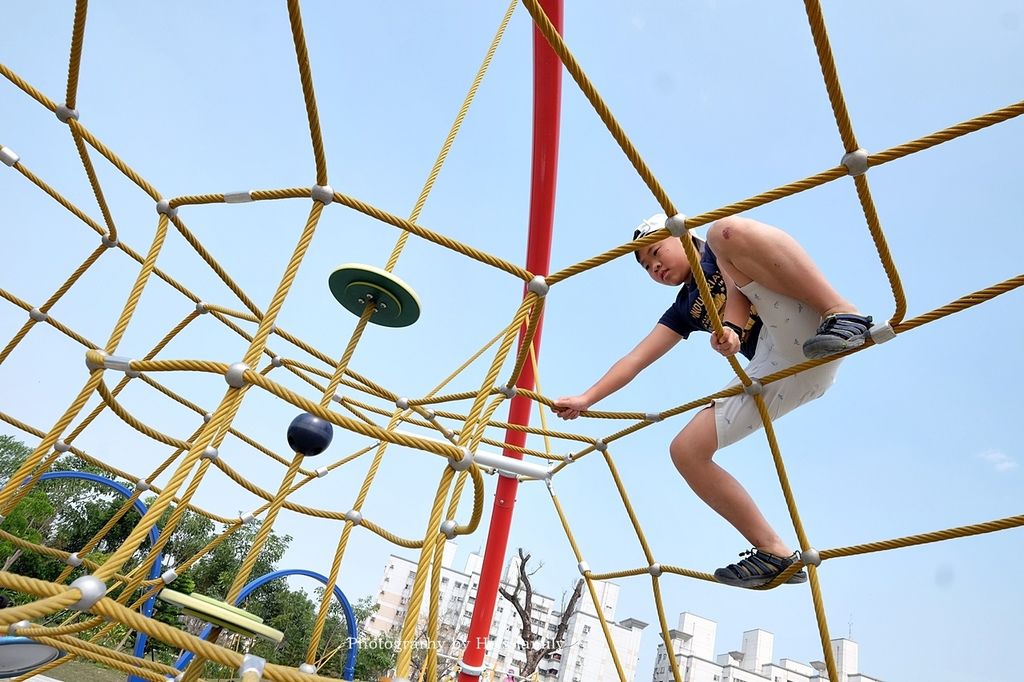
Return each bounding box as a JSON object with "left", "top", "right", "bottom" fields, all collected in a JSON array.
[{"left": 1, "top": 2, "right": 1022, "bottom": 681}]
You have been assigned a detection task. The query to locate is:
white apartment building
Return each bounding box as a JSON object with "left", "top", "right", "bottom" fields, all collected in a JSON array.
[
  {"left": 652, "top": 612, "right": 883, "bottom": 682},
  {"left": 364, "top": 543, "right": 647, "bottom": 681}
]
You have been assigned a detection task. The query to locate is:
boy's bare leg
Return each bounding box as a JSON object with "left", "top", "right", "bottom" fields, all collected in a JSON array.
[
  {"left": 670, "top": 408, "right": 791, "bottom": 557},
  {"left": 707, "top": 216, "right": 858, "bottom": 318}
]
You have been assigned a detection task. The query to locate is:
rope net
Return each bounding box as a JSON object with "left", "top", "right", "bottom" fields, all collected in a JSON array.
[{"left": 0, "top": 2, "right": 1021, "bottom": 682}]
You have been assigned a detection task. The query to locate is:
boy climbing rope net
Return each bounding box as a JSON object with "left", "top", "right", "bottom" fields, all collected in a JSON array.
[{"left": 554, "top": 214, "right": 873, "bottom": 588}]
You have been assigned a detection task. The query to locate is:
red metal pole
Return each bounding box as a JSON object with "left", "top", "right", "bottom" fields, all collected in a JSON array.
[{"left": 457, "top": 1, "right": 563, "bottom": 679}]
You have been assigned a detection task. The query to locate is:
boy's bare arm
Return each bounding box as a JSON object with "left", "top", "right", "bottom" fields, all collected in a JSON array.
[{"left": 554, "top": 324, "right": 682, "bottom": 419}]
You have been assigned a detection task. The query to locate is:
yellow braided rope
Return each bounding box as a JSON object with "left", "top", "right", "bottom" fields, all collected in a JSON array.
[
  {"left": 802, "top": 0, "right": 858, "bottom": 152},
  {"left": 63, "top": 0, "right": 88, "bottom": 109},
  {"left": 286, "top": 0, "right": 328, "bottom": 186}
]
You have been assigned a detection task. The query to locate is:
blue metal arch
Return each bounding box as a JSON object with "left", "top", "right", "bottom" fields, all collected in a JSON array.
[
  {"left": 173, "top": 569, "right": 359, "bottom": 680},
  {"left": 35, "top": 471, "right": 163, "bottom": 682}
]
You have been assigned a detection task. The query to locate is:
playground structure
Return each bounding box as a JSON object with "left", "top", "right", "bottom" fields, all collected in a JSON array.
[{"left": 1, "top": 2, "right": 1022, "bottom": 682}]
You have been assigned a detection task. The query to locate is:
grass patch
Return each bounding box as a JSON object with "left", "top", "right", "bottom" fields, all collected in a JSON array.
[
  {"left": 33, "top": 658, "right": 246, "bottom": 682},
  {"left": 30, "top": 658, "right": 127, "bottom": 682}
]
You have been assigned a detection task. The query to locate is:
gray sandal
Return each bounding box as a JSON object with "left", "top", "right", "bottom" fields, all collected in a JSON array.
[
  {"left": 714, "top": 548, "right": 807, "bottom": 589},
  {"left": 802, "top": 313, "right": 873, "bottom": 359}
]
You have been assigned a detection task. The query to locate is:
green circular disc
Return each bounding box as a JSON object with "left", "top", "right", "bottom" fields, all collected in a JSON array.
[{"left": 328, "top": 263, "right": 421, "bottom": 328}]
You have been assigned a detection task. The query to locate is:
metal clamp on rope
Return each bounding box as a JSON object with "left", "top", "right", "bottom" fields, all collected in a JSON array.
[
  {"left": 448, "top": 447, "right": 474, "bottom": 472},
  {"left": 225, "top": 362, "right": 250, "bottom": 388},
  {"left": 0, "top": 146, "right": 20, "bottom": 167},
  {"left": 527, "top": 275, "right": 549, "bottom": 297},
  {"left": 311, "top": 184, "right": 334, "bottom": 205},
  {"left": 869, "top": 322, "right": 896, "bottom": 344},
  {"left": 224, "top": 190, "right": 253, "bottom": 204},
  {"left": 156, "top": 199, "right": 178, "bottom": 219},
  {"left": 85, "top": 350, "right": 136, "bottom": 374},
  {"left": 8, "top": 620, "right": 29, "bottom": 636},
  {"left": 801, "top": 548, "right": 822, "bottom": 567},
  {"left": 238, "top": 654, "right": 266, "bottom": 680},
  {"left": 841, "top": 148, "right": 870, "bottom": 177},
  {"left": 55, "top": 104, "right": 79, "bottom": 123},
  {"left": 665, "top": 214, "right": 688, "bottom": 238},
  {"left": 440, "top": 519, "right": 458, "bottom": 540},
  {"left": 69, "top": 575, "right": 107, "bottom": 611}
]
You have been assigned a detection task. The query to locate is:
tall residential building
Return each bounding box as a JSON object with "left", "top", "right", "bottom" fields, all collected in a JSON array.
[
  {"left": 364, "top": 544, "right": 647, "bottom": 680},
  {"left": 652, "top": 612, "right": 884, "bottom": 682}
]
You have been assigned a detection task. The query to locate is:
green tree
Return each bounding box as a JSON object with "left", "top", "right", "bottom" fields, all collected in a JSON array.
[
  {"left": 355, "top": 633, "right": 398, "bottom": 681},
  {"left": 156, "top": 501, "right": 216, "bottom": 569},
  {"left": 0, "top": 487, "right": 58, "bottom": 596},
  {"left": 185, "top": 521, "right": 291, "bottom": 602},
  {"left": 0, "top": 434, "right": 31, "bottom": 478},
  {"left": 350, "top": 596, "right": 399, "bottom": 681},
  {"left": 251, "top": 587, "right": 317, "bottom": 667},
  {"left": 0, "top": 436, "right": 64, "bottom": 601}
]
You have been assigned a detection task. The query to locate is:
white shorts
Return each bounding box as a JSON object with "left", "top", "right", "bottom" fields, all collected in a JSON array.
[{"left": 713, "top": 281, "right": 841, "bottom": 449}]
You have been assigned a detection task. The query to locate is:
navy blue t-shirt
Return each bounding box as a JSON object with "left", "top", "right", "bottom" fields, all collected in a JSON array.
[{"left": 657, "top": 238, "right": 762, "bottom": 360}]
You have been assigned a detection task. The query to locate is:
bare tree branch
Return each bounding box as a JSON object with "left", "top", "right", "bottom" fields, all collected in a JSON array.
[{"left": 499, "top": 548, "right": 585, "bottom": 676}]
